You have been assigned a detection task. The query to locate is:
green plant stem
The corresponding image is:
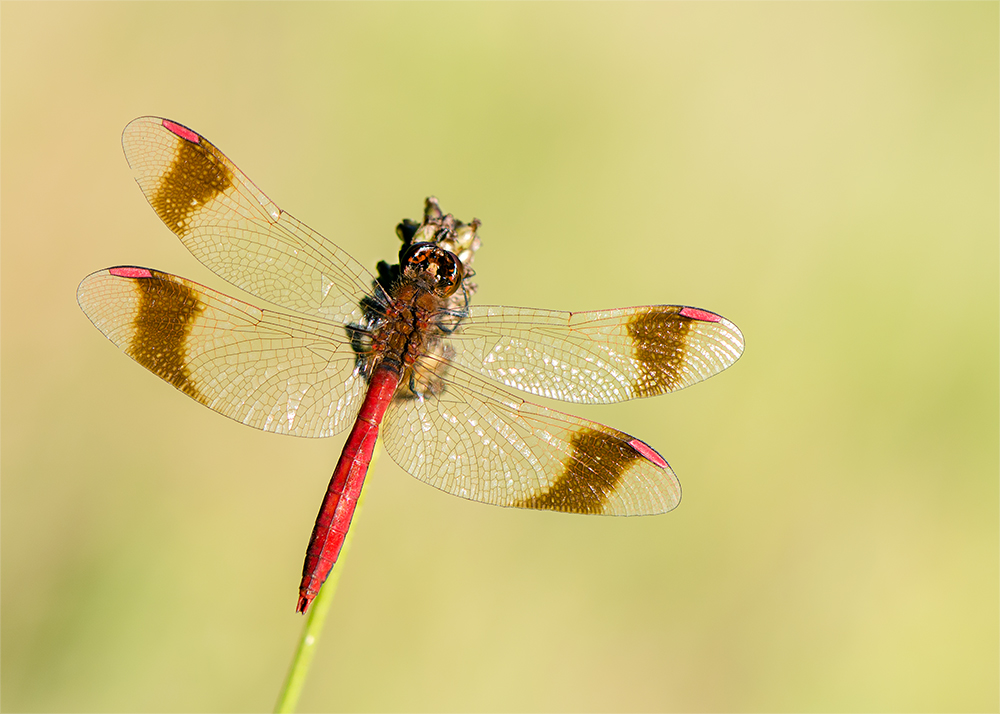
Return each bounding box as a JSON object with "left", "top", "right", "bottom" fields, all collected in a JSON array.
[{"left": 274, "top": 445, "right": 379, "bottom": 713}]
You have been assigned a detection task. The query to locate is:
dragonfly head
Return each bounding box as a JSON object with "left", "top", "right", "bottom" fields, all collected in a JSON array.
[{"left": 400, "top": 242, "right": 464, "bottom": 297}]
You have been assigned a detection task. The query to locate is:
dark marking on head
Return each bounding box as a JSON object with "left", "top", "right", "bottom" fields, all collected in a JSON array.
[
  {"left": 627, "top": 306, "right": 696, "bottom": 397},
  {"left": 400, "top": 242, "right": 463, "bottom": 297},
  {"left": 125, "top": 271, "right": 205, "bottom": 403},
  {"left": 150, "top": 135, "right": 233, "bottom": 236},
  {"left": 514, "top": 428, "right": 641, "bottom": 514}
]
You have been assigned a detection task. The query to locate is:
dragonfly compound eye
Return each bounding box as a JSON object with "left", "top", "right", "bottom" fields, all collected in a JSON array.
[{"left": 401, "top": 242, "right": 463, "bottom": 296}]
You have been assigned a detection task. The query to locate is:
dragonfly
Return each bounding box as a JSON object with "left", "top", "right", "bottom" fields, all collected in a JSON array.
[{"left": 78, "top": 117, "right": 744, "bottom": 614}]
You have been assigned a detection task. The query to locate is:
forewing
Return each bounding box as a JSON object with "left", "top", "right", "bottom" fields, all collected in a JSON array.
[
  {"left": 448, "top": 304, "right": 744, "bottom": 404},
  {"left": 78, "top": 267, "right": 366, "bottom": 438},
  {"left": 121, "top": 116, "right": 381, "bottom": 323},
  {"left": 381, "top": 359, "right": 680, "bottom": 516}
]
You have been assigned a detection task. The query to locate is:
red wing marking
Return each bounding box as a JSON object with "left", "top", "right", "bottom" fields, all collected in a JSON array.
[
  {"left": 627, "top": 438, "right": 669, "bottom": 469},
  {"left": 162, "top": 119, "right": 200, "bottom": 144},
  {"left": 449, "top": 304, "right": 744, "bottom": 404},
  {"left": 78, "top": 267, "right": 367, "bottom": 437},
  {"left": 679, "top": 306, "right": 722, "bottom": 322},
  {"left": 109, "top": 266, "right": 153, "bottom": 279}
]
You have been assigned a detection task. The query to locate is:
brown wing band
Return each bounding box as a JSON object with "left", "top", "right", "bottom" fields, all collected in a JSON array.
[
  {"left": 514, "top": 428, "right": 644, "bottom": 514},
  {"left": 123, "top": 270, "right": 206, "bottom": 403},
  {"left": 627, "top": 306, "right": 698, "bottom": 397},
  {"left": 149, "top": 128, "right": 233, "bottom": 236}
]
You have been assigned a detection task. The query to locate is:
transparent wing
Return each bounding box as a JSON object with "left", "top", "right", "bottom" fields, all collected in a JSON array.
[
  {"left": 447, "top": 304, "right": 744, "bottom": 404},
  {"left": 78, "top": 267, "right": 367, "bottom": 438},
  {"left": 381, "top": 357, "right": 680, "bottom": 516},
  {"left": 121, "top": 116, "right": 382, "bottom": 324}
]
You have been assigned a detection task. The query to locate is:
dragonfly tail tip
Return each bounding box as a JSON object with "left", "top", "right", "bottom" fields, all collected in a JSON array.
[{"left": 295, "top": 595, "right": 311, "bottom": 614}]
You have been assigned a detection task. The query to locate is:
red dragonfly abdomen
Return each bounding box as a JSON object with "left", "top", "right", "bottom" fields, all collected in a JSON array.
[{"left": 296, "top": 367, "right": 400, "bottom": 613}]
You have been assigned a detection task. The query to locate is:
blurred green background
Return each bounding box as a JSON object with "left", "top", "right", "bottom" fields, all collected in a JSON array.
[{"left": 2, "top": 3, "right": 996, "bottom": 712}]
